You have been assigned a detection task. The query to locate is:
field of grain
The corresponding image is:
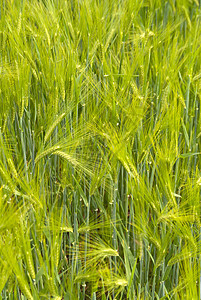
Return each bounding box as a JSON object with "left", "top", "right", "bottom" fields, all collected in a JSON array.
[{"left": 1, "top": 0, "right": 201, "bottom": 299}]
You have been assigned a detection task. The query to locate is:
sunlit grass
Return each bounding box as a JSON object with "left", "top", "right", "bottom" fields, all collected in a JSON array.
[{"left": 0, "top": 0, "right": 201, "bottom": 299}]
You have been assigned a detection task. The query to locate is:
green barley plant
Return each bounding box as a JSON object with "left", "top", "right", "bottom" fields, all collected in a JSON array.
[{"left": 1, "top": 0, "right": 201, "bottom": 299}]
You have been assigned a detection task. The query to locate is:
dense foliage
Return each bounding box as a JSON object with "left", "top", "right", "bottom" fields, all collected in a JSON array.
[{"left": 1, "top": 0, "right": 201, "bottom": 299}]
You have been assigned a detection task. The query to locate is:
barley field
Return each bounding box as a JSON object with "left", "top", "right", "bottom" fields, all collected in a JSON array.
[{"left": 1, "top": 0, "right": 201, "bottom": 299}]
